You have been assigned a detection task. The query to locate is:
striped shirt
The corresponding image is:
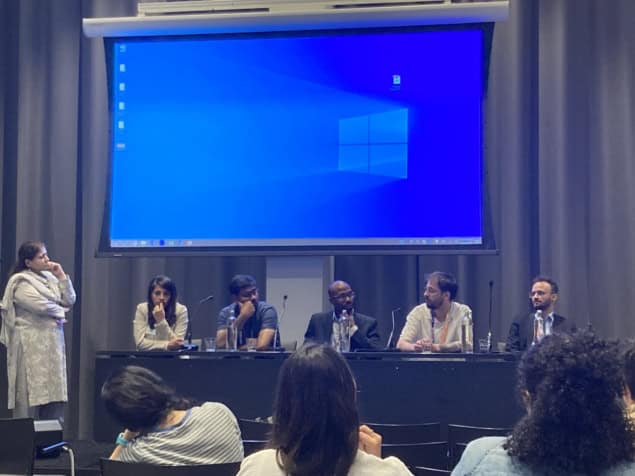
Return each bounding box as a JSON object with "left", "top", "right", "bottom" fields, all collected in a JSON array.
[{"left": 118, "top": 402, "right": 244, "bottom": 465}]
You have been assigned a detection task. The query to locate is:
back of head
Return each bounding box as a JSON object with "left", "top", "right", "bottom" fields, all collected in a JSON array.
[
  {"left": 101, "top": 365, "right": 175, "bottom": 432},
  {"left": 271, "top": 344, "right": 359, "bottom": 476},
  {"left": 505, "top": 330, "right": 634, "bottom": 474}
]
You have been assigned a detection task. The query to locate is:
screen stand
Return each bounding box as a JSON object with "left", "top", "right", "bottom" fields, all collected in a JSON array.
[{"left": 266, "top": 256, "right": 333, "bottom": 350}]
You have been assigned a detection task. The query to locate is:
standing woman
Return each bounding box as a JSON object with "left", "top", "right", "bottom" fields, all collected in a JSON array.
[
  {"left": 0, "top": 240, "right": 76, "bottom": 420},
  {"left": 133, "top": 275, "right": 188, "bottom": 350}
]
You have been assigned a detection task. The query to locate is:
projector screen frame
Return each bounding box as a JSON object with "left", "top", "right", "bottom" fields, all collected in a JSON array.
[{"left": 94, "top": 23, "right": 498, "bottom": 257}]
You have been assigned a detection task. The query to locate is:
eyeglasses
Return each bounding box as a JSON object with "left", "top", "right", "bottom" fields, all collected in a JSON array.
[{"left": 332, "top": 291, "right": 355, "bottom": 301}]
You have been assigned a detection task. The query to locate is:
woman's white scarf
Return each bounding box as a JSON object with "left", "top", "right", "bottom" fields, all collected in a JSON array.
[
  {"left": 0, "top": 270, "right": 64, "bottom": 347},
  {"left": 0, "top": 270, "right": 66, "bottom": 409}
]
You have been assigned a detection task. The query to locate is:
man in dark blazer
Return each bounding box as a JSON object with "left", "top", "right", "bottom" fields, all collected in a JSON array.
[
  {"left": 506, "top": 276, "right": 574, "bottom": 352},
  {"left": 304, "top": 280, "right": 381, "bottom": 351}
]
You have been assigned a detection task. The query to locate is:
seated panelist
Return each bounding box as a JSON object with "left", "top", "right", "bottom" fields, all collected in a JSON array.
[
  {"left": 304, "top": 280, "right": 381, "bottom": 351},
  {"left": 505, "top": 276, "right": 573, "bottom": 352},
  {"left": 216, "top": 274, "right": 278, "bottom": 351},
  {"left": 397, "top": 271, "right": 472, "bottom": 353},
  {"left": 133, "top": 275, "right": 188, "bottom": 351}
]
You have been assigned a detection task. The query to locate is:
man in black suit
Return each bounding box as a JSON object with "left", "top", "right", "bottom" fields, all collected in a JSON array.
[
  {"left": 304, "top": 280, "right": 381, "bottom": 351},
  {"left": 506, "top": 276, "right": 573, "bottom": 352}
]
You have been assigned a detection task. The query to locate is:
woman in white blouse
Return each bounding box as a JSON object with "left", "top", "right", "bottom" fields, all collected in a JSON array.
[{"left": 133, "top": 275, "right": 188, "bottom": 351}]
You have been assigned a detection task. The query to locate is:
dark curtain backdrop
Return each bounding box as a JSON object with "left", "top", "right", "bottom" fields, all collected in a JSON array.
[{"left": 1, "top": 0, "right": 634, "bottom": 437}]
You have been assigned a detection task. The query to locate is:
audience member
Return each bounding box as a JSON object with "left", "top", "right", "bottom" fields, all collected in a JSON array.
[
  {"left": 101, "top": 365, "right": 243, "bottom": 464},
  {"left": 237, "top": 343, "right": 413, "bottom": 475},
  {"left": 452, "top": 330, "right": 635, "bottom": 475}
]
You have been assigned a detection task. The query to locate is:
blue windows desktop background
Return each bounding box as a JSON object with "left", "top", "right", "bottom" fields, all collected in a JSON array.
[{"left": 108, "top": 28, "right": 483, "bottom": 248}]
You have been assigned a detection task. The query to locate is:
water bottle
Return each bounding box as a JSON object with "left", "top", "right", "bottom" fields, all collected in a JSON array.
[
  {"left": 533, "top": 309, "right": 544, "bottom": 345},
  {"left": 339, "top": 310, "right": 351, "bottom": 353},
  {"left": 461, "top": 310, "right": 473, "bottom": 353},
  {"left": 227, "top": 308, "right": 238, "bottom": 351}
]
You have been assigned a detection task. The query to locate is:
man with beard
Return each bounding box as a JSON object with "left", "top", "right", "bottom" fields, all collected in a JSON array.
[
  {"left": 216, "top": 274, "right": 278, "bottom": 350},
  {"left": 505, "top": 276, "right": 572, "bottom": 352},
  {"left": 396, "top": 271, "right": 472, "bottom": 353},
  {"left": 303, "top": 280, "right": 381, "bottom": 351}
]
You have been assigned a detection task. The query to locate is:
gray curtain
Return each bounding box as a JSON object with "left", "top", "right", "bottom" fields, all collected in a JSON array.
[{"left": 1, "top": 0, "right": 635, "bottom": 437}]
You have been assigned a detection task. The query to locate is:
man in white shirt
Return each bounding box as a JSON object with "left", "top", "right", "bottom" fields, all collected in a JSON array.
[{"left": 397, "top": 271, "right": 472, "bottom": 353}]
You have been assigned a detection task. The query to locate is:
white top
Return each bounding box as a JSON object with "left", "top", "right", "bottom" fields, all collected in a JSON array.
[
  {"left": 237, "top": 448, "right": 413, "bottom": 476},
  {"left": 399, "top": 301, "right": 472, "bottom": 352},
  {"left": 452, "top": 436, "right": 635, "bottom": 476},
  {"left": 133, "top": 302, "right": 188, "bottom": 350}
]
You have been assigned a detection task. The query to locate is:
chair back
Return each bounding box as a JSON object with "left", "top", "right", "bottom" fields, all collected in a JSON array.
[
  {"left": 238, "top": 418, "right": 272, "bottom": 440},
  {"left": 413, "top": 467, "right": 452, "bottom": 476},
  {"left": 447, "top": 424, "right": 511, "bottom": 466},
  {"left": 242, "top": 439, "right": 267, "bottom": 456},
  {"left": 100, "top": 458, "right": 240, "bottom": 476},
  {"left": 281, "top": 340, "right": 297, "bottom": 351},
  {"left": 364, "top": 422, "right": 441, "bottom": 444},
  {"left": 381, "top": 441, "right": 448, "bottom": 470},
  {"left": 0, "top": 417, "right": 35, "bottom": 476}
]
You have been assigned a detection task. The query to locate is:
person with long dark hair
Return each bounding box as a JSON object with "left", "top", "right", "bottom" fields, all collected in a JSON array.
[
  {"left": 102, "top": 365, "right": 243, "bottom": 464},
  {"left": 0, "top": 240, "right": 76, "bottom": 420},
  {"left": 133, "top": 275, "right": 188, "bottom": 350},
  {"left": 452, "top": 330, "right": 635, "bottom": 475},
  {"left": 237, "top": 343, "right": 412, "bottom": 476}
]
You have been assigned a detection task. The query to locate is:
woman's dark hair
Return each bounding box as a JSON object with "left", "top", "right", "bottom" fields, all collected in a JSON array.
[
  {"left": 504, "top": 330, "right": 635, "bottom": 474},
  {"left": 270, "top": 344, "right": 359, "bottom": 476},
  {"left": 101, "top": 365, "right": 193, "bottom": 432},
  {"left": 146, "top": 275, "right": 178, "bottom": 329},
  {"left": 11, "top": 240, "right": 45, "bottom": 275}
]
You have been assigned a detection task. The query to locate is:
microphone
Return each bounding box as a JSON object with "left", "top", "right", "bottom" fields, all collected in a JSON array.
[
  {"left": 487, "top": 280, "right": 493, "bottom": 352},
  {"left": 533, "top": 309, "right": 544, "bottom": 345},
  {"left": 273, "top": 294, "right": 288, "bottom": 351},
  {"left": 182, "top": 293, "right": 215, "bottom": 351},
  {"left": 386, "top": 307, "right": 401, "bottom": 349}
]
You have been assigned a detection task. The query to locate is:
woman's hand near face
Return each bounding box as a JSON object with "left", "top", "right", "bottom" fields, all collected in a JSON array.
[
  {"left": 358, "top": 424, "right": 382, "bottom": 457},
  {"left": 47, "top": 261, "right": 66, "bottom": 280},
  {"left": 153, "top": 302, "right": 166, "bottom": 323}
]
